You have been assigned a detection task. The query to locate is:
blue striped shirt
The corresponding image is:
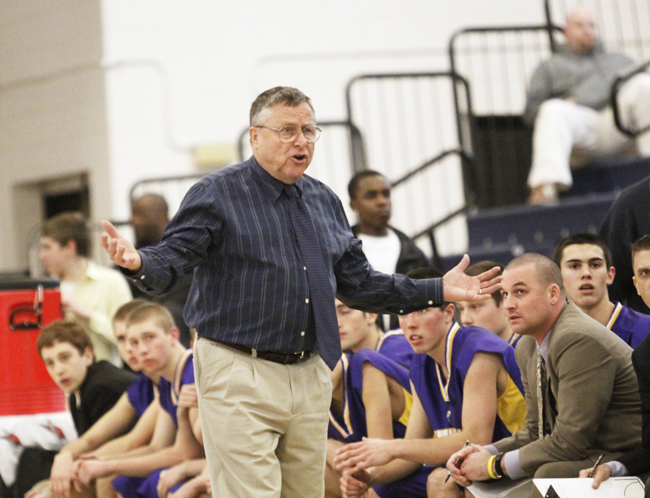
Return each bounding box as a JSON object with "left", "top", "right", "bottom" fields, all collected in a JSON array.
[{"left": 129, "top": 156, "right": 442, "bottom": 353}]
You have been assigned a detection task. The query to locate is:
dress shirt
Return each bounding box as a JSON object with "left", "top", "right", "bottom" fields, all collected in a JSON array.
[
  {"left": 67, "top": 261, "right": 132, "bottom": 366},
  {"left": 128, "top": 156, "right": 442, "bottom": 354}
]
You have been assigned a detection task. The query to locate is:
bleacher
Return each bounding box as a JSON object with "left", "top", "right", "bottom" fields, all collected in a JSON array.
[{"left": 117, "top": 0, "right": 650, "bottom": 276}]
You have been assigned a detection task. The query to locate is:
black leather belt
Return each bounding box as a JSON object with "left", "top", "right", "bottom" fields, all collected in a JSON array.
[{"left": 203, "top": 337, "right": 312, "bottom": 365}]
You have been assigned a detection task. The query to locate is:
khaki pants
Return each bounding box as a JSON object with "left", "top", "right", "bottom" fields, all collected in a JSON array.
[{"left": 194, "top": 338, "right": 332, "bottom": 498}]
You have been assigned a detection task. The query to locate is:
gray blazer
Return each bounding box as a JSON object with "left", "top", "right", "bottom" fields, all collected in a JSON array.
[{"left": 493, "top": 302, "right": 641, "bottom": 476}]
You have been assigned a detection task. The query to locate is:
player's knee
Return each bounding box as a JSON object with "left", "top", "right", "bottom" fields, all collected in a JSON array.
[{"left": 427, "top": 467, "right": 458, "bottom": 497}]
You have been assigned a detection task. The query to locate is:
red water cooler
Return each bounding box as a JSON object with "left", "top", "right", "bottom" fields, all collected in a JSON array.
[{"left": 0, "top": 279, "right": 65, "bottom": 415}]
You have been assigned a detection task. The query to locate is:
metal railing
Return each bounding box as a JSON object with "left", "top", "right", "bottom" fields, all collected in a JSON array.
[
  {"left": 345, "top": 72, "right": 473, "bottom": 259},
  {"left": 449, "top": 25, "right": 563, "bottom": 207},
  {"left": 611, "top": 59, "right": 650, "bottom": 138}
]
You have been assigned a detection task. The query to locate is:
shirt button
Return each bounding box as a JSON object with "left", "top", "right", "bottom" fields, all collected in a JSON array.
[
  {"left": 300, "top": 331, "right": 305, "bottom": 336},
  {"left": 140, "top": 275, "right": 145, "bottom": 280},
  {"left": 428, "top": 300, "right": 433, "bottom": 305},
  {"left": 305, "top": 298, "right": 310, "bottom": 304},
  {"left": 400, "top": 310, "right": 404, "bottom": 314},
  {"left": 304, "top": 266, "right": 307, "bottom": 271}
]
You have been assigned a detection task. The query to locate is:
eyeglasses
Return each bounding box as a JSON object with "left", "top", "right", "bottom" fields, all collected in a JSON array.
[{"left": 255, "top": 125, "right": 322, "bottom": 143}]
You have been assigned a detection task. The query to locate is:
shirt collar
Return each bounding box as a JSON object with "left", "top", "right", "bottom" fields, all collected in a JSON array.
[
  {"left": 83, "top": 261, "right": 101, "bottom": 281},
  {"left": 538, "top": 329, "right": 551, "bottom": 363},
  {"left": 249, "top": 155, "right": 305, "bottom": 204}
]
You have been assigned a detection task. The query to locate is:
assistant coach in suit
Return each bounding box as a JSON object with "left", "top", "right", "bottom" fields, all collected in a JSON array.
[{"left": 447, "top": 253, "right": 641, "bottom": 484}]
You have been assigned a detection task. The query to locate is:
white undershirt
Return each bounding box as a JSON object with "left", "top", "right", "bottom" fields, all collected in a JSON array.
[
  {"left": 358, "top": 230, "right": 401, "bottom": 331},
  {"left": 358, "top": 230, "right": 401, "bottom": 275}
]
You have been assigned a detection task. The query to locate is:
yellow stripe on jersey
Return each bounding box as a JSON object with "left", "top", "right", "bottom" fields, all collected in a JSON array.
[
  {"left": 497, "top": 374, "right": 526, "bottom": 434},
  {"left": 436, "top": 322, "right": 461, "bottom": 402},
  {"left": 606, "top": 302, "right": 623, "bottom": 330},
  {"left": 398, "top": 388, "right": 413, "bottom": 427},
  {"left": 329, "top": 355, "right": 352, "bottom": 438}
]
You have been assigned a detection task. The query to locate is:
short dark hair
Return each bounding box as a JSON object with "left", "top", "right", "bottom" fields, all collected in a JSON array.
[
  {"left": 249, "top": 87, "right": 314, "bottom": 126},
  {"left": 37, "top": 320, "right": 94, "bottom": 358},
  {"left": 506, "top": 253, "right": 565, "bottom": 294},
  {"left": 41, "top": 211, "right": 91, "bottom": 257},
  {"left": 632, "top": 235, "right": 650, "bottom": 268},
  {"left": 347, "top": 170, "right": 386, "bottom": 200},
  {"left": 131, "top": 194, "right": 169, "bottom": 220},
  {"left": 552, "top": 233, "right": 613, "bottom": 268},
  {"left": 465, "top": 260, "right": 505, "bottom": 306},
  {"left": 112, "top": 298, "right": 151, "bottom": 325}
]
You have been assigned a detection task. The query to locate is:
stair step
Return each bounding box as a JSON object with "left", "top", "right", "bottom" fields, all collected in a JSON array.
[
  {"left": 467, "top": 192, "right": 618, "bottom": 249},
  {"left": 570, "top": 156, "right": 650, "bottom": 197}
]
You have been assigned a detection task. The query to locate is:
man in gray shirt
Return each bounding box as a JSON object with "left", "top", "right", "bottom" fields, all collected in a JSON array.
[{"left": 526, "top": 7, "right": 650, "bottom": 203}]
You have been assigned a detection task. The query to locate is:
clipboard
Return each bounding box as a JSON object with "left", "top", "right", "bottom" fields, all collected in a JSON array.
[{"left": 534, "top": 477, "right": 645, "bottom": 498}]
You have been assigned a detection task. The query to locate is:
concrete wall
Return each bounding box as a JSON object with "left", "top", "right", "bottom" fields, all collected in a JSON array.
[
  {"left": 0, "top": 0, "right": 546, "bottom": 271},
  {"left": 0, "top": 1, "right": 108, "bottom": 271}
]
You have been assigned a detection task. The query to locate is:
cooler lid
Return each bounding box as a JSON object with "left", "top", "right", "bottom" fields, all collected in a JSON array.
[{"left": 0, "top": 278, "right": 60, "bottom": 290}]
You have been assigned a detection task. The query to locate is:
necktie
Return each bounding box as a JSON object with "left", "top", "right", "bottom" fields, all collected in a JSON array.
[
  {"left": 285, "top": 185, "right": 341, "bottom": 369},
  {"left": 536, "top": 348, "right": 546, "bottom": 438}
]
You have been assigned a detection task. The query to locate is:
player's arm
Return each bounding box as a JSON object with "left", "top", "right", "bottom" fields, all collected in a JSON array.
[
  {"left": 75, "top": 403, "right": 177, "bottom": 483},
  {"left": 90, "top": 385, "right": 202, "bottom": 479},
  {"left": 91, "top": 399, "right": 160, "bottom": 458},
  {"left": 157, "top": 459, "right": 207, "bottom": 498},
  {"left": 49, "top": 393, "right": 138, "bottom": 498},
  {"left": 335, "top": 382, "right": 431, "bottom": 486},
  {"left": 337, "top": 353, "right": 501, "bottom": 484},
  {"left": 388, "top": 351, "right": 500, "bottom": 465},
  {"left": 361, "top": 362, "right": 397, "bottom": 440},
  {"left": 173, "top": 385, "right": 203, "bottom": 460}
]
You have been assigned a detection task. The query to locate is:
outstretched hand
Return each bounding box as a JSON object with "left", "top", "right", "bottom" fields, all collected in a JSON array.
[
  {"left": 443, "top": 255, "right": 502, "bottom": 303},
  {"left": 101, "top": 220, "right": 142, "bottom": 271}
]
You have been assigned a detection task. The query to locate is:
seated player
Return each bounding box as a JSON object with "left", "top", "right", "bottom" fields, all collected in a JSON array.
[
  {"left": 456, "top": 261, "right": 520, "bottom": 348},
  {"left": 155, "top": 386, "right": 207, "bottom": 498},
  {"left": 18, "top": 321, "right": 136, "bottom": 497},
  {"left": 553, "top": 233, "right": 650, "bottom": 347},
  {"left": 326, "top": 348, "right": 421, "bottom": 497},
  {"left": 335, "top": 268, "right": 526, "bottom": 498},
  {"left": 336, "top": 298, "right": 414, "bottom": 369},
  {"left": 33, "top": 299, "right": 158, "bottom": 498},
  {"left": 72, "top": 303, "right": 202, "bottom": 498}
]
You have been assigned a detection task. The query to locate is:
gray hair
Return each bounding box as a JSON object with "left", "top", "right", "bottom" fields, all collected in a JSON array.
[{"left": 249, "top": 86, "right": 314, "bottom": 126}]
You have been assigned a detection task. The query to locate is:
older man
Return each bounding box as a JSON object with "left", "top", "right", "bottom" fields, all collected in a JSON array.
[
  {"left": 100, "top": 86, "right": 501, "bottom": 498},
  {"left": 447, "top": 253, "right": 641, "bottom": 485},
  {"left": 525, "top": 7, "right": 650, "bottom": 203}
]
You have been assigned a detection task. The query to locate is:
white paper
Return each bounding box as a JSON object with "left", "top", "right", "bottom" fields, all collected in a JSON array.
[{"left": 534, "top": 477, "right": 645, "bottom": 498}]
